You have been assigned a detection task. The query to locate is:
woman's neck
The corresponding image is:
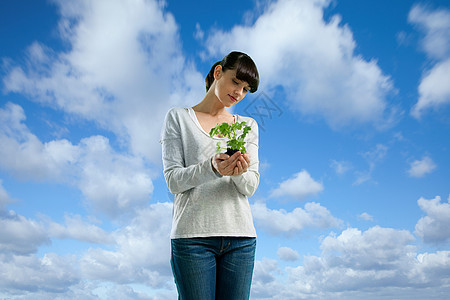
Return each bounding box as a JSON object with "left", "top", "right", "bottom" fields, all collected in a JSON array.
[{"left": 192, "top": 91, "right": 231, "bottom": 117}]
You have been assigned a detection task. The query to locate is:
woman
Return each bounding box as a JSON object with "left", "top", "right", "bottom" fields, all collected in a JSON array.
[{"left": 160, "top": 51, "right": 260, "bottom": 299}]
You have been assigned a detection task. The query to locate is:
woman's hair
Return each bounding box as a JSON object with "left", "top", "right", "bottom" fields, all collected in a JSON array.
[{"left": 205, "top": 51, "right": 259, "bottom": 93}]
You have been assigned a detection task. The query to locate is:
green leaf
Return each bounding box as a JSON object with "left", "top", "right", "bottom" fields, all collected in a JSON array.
[{"left": 209, "top": 121, "right": 252, "bottom": 153}]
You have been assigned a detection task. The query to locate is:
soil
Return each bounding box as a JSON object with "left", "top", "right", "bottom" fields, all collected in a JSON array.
[{"left": 225, "top": 148, "right": 238, "bottom": 156}]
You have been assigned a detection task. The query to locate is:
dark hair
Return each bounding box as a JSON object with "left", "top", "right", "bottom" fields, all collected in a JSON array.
[{"left": 205, "top": 51, "right": 259, "bottom": 93}]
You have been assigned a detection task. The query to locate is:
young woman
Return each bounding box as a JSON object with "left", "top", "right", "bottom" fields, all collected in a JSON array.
[{"left": 160, "top": 51, "right": 260, "bottom": 300}]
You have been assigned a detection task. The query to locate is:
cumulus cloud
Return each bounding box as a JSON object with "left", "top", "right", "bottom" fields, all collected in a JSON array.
[
  {"left": 2, "top": 0, "right": 204, "bottom": 163},
  {"left": 252, "top": 226, "right": 450, "bottom": 299},
  {"left": 252, "top": 202, "right": 341, "bottom": 235},
  {"left": 0, "top": 279, "right": 173, "bottom": 300},
  {"left": 80, "top": 202, "right": 173, "bottom": 288},
  {"left": 281, "top": 227, "right": 450, "bottom": 298},
  {"left": 250, "top": 225, "right": 449, "bottom": 299},
  {"left": 0, "top": 210, "right": 49, "bottom": 255},
  {"left": 407, "top": 156, "right": 436, "bottom": 178},
  {"left": 252, "top": 258, "right": 280, "bottom": 296},
  {"left": 0, "top": 180, "right": 13, "bottom": 209},
  {"left": 77, "top": 135, "right": 153, "bottom": 218},
  {"left": 277, "top": 246, "right": 300, "bottom": 261},
  {"left": 0, "top": 103, "right": 153, "bottom": 218},
  {"left": 408, "top": 5, "right": 450, "bottom": 61},
  {"left": 96, "top": 284, "right": 171, "bottom": 300},
  {"left": 412, "top": 59, "right": 450, "bottom": 117},
  {"left": 0, "top": 202, "right": 174, "bottom": 296},
  {"left": 0, "top": 103, "right": 79, "bottom": 182},
  {"left": 409, "top": 5, "right": 450, "bottom": 118},
  {"left": 0, "top": 253, "right": 79, "bottom": 294},
  {"left": 48, "top": 214, "right": 114, "bottom": 244},
  {"left": 320, "top": 227, "right": 415, "bottom": 268},
  {"left": 415, "top": 195, "right": 450, "bottom": 244},
  {"left": 202, "top": 0, "right": 395, "bottom": 128},
  {"left": 358, "top": 212, "right": 374, "bottom": 221},
  {"left": 269, "top": 170, "right": 323, "bottom": 200}
]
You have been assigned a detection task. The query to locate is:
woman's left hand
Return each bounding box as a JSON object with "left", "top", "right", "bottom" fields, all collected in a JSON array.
[
  {"left": 232, "top": 153, "right": 250, "bottom": 176},
  {"left": 212, "top": 152, "right": 250, "bottom": 176}
]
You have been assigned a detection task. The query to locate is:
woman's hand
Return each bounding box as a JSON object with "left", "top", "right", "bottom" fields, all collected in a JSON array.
[{"left": 212, "top": 151, "right": 250, "bottom": 176}]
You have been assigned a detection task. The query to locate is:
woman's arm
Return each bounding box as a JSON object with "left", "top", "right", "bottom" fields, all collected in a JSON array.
[
  {"left": 162, "top": 139, "right": 220, "bottom": 194},
  {"left": 161, "top": 109, "right": 221, "bottom": 195}
]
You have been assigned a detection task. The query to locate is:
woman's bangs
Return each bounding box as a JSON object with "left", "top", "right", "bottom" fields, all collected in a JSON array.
[{"left": 235, "top": 59, "right": 259, "bottom": 93}]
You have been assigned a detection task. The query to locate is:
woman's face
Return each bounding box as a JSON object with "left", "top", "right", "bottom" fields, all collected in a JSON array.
[{"left": 214, "top": 66, "right": 251, "bottom": 107}]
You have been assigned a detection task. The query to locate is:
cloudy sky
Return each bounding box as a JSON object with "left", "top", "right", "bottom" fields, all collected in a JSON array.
[{"left": 1, "top": 0, "right": 450, "bottom": 299}]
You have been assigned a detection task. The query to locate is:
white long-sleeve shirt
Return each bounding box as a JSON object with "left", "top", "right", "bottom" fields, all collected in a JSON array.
[{"left": 160, "top": 107, "right": 259, "bottom": 238}]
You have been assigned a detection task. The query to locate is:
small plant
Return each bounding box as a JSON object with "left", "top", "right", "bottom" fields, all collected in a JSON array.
[{"left": 209, "top": 121, "right": 252, "bottom": 156}]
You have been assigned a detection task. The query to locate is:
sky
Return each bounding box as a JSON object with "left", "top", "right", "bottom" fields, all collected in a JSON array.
[{"left": 1, "top": 0, "right": 450, "bottom": 299}]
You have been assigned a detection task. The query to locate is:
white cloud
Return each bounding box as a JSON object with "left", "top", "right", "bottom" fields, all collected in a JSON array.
[
  {"left": 77, "top": 136, "right": 154, "bottom": 218},
  {"left": 354, "top": 144, "right": 388, "bottom": 185},
  {"left": 408, "top": 5, "right": 450, "bottom": 60},
  {"left": 280, "top": 227, "right": 450, "bottom": 299},
  {"left": 358, "top": 212, "right": 374, "bottom": 221},
  {"left": 409, "top": 5, "right": 450, "bottom": 118},
  {"left": 277, "top": 246, "right": 300, "bottom": 261},
  {"left": 252, "top": 202, "right": 341, "bottom": 235},
  {"left": 320, "top": 227, "right": 415, "bottom": 267},
  {"left": 0, "top": 180, "right": 13, "bottom": 209},
  {"left": 330, "top": 160, "right": 352, "bottom": 175},
  {"left": 252, "top": 226, "right": 450, "bottom": 299},
  {"left": 94, "top": 283, "right": 165, "bottom": 300},
  {"left": 353, "top": 171, "right": 372, "bottom": 186},
  {"left": 414, "top": 251, "right": 450, "bottom": 284},
  {"left": 415, "top": 195, "right": 450, "bottom": 244},
  {"left": 80, "top": 202, "right": 173, "bottom": 288},
  {"left": 48, "top": 214, "right": 114, "bottom": 244},
  {"left": 0, "top": 279, "right": 174, "bottom": 299},
  {"left": 250, "top": 225, "right": 450, "bottom": 299},
  {"left": 412, "top": 58, "right": 450, "bottom": 118},
  {"left": 194, "top": 22, "right": 204, "bottom": 40},
  {"left": 362, "top": 144, "right": 388, "bottom": 165},
  {"left": 270, "top": 170, "right": 323, "bottom": 200},
  {"left": 407, "top": 156, "right": 436, "bottom": 178},
  {"left": 202, "top": 0, "right": 395, "bottom": 128},
  {"left": 0, "top": 202, "right": 174, "bottom": 296},
  {"left": 0, "top": 253, "right": 79, "bottom": 293},
  {"left": 0, "top": 103, "right": 153, "bottom": 218},
  {"left": 251, "top": 258, "right": 280, "bottom": 297},
  {"left": 0, "top": 103, "right": 79, "bottom": 182},
  {"left": 2, "top": 0, "right": 204, "bottom": 163},
  {"left": 0, "top": 210, "right": 49, "bottom": 255}
]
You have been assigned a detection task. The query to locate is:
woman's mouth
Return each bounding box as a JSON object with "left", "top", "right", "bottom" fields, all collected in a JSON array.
[{"left": 229, "top": 95, "right": 237, "bottom": 102}]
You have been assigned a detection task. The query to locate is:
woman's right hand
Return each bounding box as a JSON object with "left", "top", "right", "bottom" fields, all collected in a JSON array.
[{"left": 212, "top": 151, "right": 250, "bottom": 176}]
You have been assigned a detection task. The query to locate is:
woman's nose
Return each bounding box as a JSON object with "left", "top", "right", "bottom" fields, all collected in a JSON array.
[{"left": 235, "top": 87, "right": 244, "bottom": 96}]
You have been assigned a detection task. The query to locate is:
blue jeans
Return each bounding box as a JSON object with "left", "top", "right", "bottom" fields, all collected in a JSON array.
[{"left": 171, "top": 237, "right": 256, "bottom": 300}]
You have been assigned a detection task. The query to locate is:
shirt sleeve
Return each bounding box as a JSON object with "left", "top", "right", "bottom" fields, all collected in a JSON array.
[
  {"left": 160, "top": 108, "right": 220, "bottom": 195},
  {"left": 230, "top": 118, "right": 260, "bottom": 197}
]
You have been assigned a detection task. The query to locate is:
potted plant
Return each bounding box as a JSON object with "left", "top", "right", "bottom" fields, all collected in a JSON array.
[{"left": 209, "top": 121, "right": 252, "bottom": 156}]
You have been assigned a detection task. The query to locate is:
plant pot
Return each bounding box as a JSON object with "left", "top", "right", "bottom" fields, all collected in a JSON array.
[{"left": 225, "top": 148, "right": 239, "bottom": 156}]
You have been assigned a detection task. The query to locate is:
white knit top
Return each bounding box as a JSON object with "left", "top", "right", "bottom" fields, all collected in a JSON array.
[{"left": 160, "top": 107, "right": 259, "bottom": 238}]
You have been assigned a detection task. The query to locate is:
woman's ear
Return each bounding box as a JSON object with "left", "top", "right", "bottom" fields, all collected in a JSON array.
[{"left": 213, "top": 64, "right": 223, "bottom": 80}]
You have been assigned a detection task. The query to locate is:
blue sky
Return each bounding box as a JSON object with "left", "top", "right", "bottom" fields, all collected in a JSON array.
[{"left": 1, "top": 0, "right": 450, "bottom": 299}]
